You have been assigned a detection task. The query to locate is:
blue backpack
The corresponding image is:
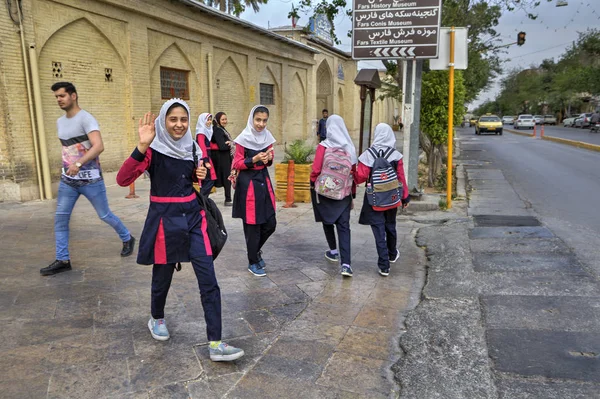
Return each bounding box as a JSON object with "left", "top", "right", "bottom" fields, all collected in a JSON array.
[{"left": 365, "top": 147, "right": 402, "bottom": 211}]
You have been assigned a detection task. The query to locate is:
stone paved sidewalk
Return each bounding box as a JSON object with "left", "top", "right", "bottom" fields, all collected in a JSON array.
[{"left": 0, "top": 172, "right": 425, "bottom": 399}]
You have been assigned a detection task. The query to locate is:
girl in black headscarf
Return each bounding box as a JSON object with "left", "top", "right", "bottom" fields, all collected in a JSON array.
[{"left": 211, "top": 112, "right": 235, "bottom": 206}]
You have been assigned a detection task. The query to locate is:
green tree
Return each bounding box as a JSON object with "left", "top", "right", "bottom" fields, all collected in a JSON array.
[
  {"left": 205, "top": 0, "right": 268, "bottom": 16},
  {"left": 420, "top": 70, "right": 466, "bottom": 186}
]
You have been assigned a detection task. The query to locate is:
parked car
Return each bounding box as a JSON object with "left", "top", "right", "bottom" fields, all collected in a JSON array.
[
  {"left": 469, "top": 116, "right": 479, "bottom": 126},
  {"left": 575, "top": 113, "right": 593, "bottom": 128},
  {"left": 514, "top": 114, "right": 535, "bottom": 129},
  {"left": 533, "top": 115, "right": 545, "bottom": 125},
  {"left": 502, "top": 116, "right": 515, "bottom": 124},
  {"left": 543, "top": 115, "right": 557, "bottom": 125},
  {"left": 476, "top": 115, "right": 503, "bottom": 135},
  {"left": 563, "top": 117, "right": 576, "bottom": 127}
]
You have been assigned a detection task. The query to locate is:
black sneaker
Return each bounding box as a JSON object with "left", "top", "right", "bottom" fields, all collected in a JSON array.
[
  {"left": 40, "top": 260, "right": 72, "bottom": 276},
  {"left": 224, "top": 200, "right": 233, "bottom": 207},
  {"left": 121, "top": 236, "right": 136, "bottom": 257},
  {"left": 378, "top": 268, "right": 390, "bottom": 277}
]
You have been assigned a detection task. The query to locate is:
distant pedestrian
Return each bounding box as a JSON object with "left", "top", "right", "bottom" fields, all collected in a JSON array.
[
  {"left": 355, "top": 123, "right": 410, "bottom": 277},
  {"left": 211, "top": 112, "right": 235, "bottom": 206},
  {"left": 116, "top": 99, "right": 244, "bottom": 362},
  {"left": 310, "top": 115, "right": 357, "bottom": 277},
  {"left": 591, "top": 110, "right": 600, "bottom": 125},
  {"left": 317, "top": 109, "right": 328, "bottom": 142},
  {"left": 40, "top": 82, "right": 135, "bottom": 276},
  {"left": 195, "top": 113, "right": 217, "bottom": 196},
  {"left": 232, "top": 105, "right": 276, "bottom": 277}
]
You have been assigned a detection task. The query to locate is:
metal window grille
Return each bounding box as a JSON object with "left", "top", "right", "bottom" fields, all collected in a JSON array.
[
  {"left": 260, "top": 83, "right": 274, "bottom": 105},
  {"left": 160, "top": 67, "right": 190, "bottom": 99}
]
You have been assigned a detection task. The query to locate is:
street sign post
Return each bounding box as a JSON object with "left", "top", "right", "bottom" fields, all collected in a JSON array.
[{"left": 352, "top": 0, "right": 443, "bottom": 60}]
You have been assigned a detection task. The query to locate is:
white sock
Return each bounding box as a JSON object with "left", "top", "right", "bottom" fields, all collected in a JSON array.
[{"left": 330, "top": 249, "right": 339, "bottom": 255}]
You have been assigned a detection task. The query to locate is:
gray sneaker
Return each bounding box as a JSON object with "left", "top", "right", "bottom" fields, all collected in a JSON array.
[
  {"left": 209, "top": 342, "right": 245, "bottom": 362},
  {"left": 148, "top": 317, "right": 170, "bottom": 341}
]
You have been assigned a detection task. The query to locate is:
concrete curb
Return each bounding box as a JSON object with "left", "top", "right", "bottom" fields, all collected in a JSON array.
[
  {"left": 541, "top": 135, "right": 600, "bottom": 152},
  {"left": 505, "top": 128, "right": 534, "bottom": 137}
]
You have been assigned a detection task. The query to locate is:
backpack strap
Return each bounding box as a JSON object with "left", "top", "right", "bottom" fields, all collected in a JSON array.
[
  {"left": 192, "top": 143, "right": 198, "bottom": 166},
  {"left": 367, "top": 147, "right": 378, "bottom": 160},
  {"left": 382, "top": 147, "right": 395, "bottom": 160}
]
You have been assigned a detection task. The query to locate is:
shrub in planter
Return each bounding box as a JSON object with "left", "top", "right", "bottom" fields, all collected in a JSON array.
[{"left": 275, "top": 139, "right": 315, "bottom": 203}]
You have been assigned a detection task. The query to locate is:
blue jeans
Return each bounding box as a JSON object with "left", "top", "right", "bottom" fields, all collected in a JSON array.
[{"left": 55, "top": 180, "right": 131, "bottom": 260}]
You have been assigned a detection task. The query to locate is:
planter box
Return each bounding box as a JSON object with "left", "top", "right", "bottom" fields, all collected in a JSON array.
[{"left": 274, "top": 163, "right": 312, "bottom": 203}]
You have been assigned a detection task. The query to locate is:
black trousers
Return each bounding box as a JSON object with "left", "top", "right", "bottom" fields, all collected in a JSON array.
[
  {"left": 223, "top": 179, "right": 232, "bottom": 202},
  {"left": 243, "top": 214, "right": 277, "bottom": 265},
  {"left": 151, "top": 257, "right": 222, "bottom": 341},
  {"left": 201, "top": 179, "right": 215, "bottom": 196},
  {"left": 370, "top": 221, "right": 397, "bottom": 270},
  {"left": 322, "top": 208, "right": 351, "bottom": 266}
]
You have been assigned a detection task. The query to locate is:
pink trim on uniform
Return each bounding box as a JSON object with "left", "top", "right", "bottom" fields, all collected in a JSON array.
[
  {"left": 116, "top": 148, "right": 152, "bottom": 187},
  {"left": 197, "top": 135, "right": 216, "bottom": 180},
  {"left": 200, "top": 210, "right": 213, "bottom": 256},
  {"left": 266, "top": 178, "right": 276, "bottom": 212},
  {"left": 246, "top": 181, "right": 256, "bottom": 224},
  {"left": 310, "top": 145, "right": 326, "bottom": 182},
  {"left": 150, "top": 193, "right": 196, "bottom": 203},
  {"left": 154, "top": 218, "right": 167, "bottom": 264}
]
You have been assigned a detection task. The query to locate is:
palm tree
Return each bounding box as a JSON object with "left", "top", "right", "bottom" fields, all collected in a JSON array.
[{"left": 204, "top": 0, "right": 268, "bottom": 16}]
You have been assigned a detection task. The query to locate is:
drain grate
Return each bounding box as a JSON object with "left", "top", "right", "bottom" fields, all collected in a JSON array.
[{"left": 474, "top": 215, "right": 541, "bottom": 227}]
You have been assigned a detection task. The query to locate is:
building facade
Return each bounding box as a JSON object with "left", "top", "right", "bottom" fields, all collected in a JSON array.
[{"left": 0, "top": 0, "right": 398, "bottom": 201}]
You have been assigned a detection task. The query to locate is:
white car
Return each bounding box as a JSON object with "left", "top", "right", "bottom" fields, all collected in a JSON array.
[
  {"left": 563, "top": 117, "right": 576, "bottom": 127},
  {"left": 502, "top": 116, "right": 514, "bottom": 124},
  {"left": 514, "top": 114, "right": 535, "bottom": 129},
  {"left": 533, "top": 115, "right": 544, "bottom": 124}
]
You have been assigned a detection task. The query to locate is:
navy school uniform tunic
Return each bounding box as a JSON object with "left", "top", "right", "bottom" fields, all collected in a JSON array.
[
  {"left": 355, "top": 159, "right": 409, "bottom": 226},
  {"left": 116, "top": 148, "right": 212, "bottom": 265},
  {"left": 231, "top": 144, "right": 276, "bottom": 224}
]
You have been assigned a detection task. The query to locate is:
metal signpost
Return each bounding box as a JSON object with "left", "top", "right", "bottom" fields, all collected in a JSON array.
[
  {"left": 430, "top": 27, "right": 468, "bottom": 209},
  {"left": 352, "top": 0, "right": 443, "bottom": 60}
]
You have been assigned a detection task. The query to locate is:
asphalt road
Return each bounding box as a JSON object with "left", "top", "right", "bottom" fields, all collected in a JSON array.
[
  {"left": 506, "top": 123, "right": 600, "bottom": 145},
  {"left": 457, "top": 127, "right": 600, "bottom": 278}
]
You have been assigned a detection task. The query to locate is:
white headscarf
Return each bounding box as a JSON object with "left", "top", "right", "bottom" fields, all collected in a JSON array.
[
  {"left": 319, "top": 114, "right": 357, "bottom": 164},
  {"left": 358, "top": 123, "right": 403, "bottom": 166},
  {"left": 195, "top": 113, "right": 213, "bottom": 141},
  {"left": 234, "top": 105, "right": 276, "bottom": 151},
  {"left": 150, "top": 98, "right": 201, "bottom": 161}
]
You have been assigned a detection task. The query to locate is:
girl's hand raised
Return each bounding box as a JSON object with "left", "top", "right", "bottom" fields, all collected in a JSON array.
[{"left": 137, "top": 112, "right": 156, "bottom": 153}]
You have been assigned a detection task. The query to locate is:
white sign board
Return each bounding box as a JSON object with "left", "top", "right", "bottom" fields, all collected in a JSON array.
[{"left": 429, "top": 27, "right": 468, "bottom": 70}]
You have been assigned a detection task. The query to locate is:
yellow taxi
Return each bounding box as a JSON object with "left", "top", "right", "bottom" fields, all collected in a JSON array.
[
  {"left": 475, "top": 114, "right": 503, "bottom": 135},
  {"left": 469, "top": 116, "right": 479, "bottom": 125}
]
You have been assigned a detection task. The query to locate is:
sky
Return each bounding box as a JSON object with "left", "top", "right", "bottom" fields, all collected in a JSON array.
[{"left": 239, "top": 0, "right": 600, "bottom": 108}]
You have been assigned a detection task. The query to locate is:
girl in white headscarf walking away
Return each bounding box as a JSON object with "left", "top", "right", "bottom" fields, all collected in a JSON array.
[
  {"left": 195, "top": 113, "right": 217, "bottom": 196},
  {"left": 355, "top": 123, "right": 410, "bottom": 277},
  {"left": 116, "top": 99, "right": 244, "bottom": 362},
  {"left": 310, "top": 115, "right": 357, "bottom": 277},
  {"left": 232, "top": 105, "right": 276, "bottom": 277}
]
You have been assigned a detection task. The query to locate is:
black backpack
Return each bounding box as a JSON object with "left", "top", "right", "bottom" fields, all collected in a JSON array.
[{"left": 192, "top": 145, "right": 228, "bottom": 260}]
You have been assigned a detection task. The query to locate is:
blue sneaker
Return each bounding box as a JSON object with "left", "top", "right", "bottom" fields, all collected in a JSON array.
[
  {"left": 378, "top": 268, "right": 390, "bottom": 277},
  {"left": 258, "top": 250, "right": 266, "bottom": 269},
  {"left": 325, "top": 250, "right": 339, "bottom": 262},
  {"left": 209, "top": 342, "right": 245, "bottom": 362},
  {"left": 148, "top": 317, "right": 170, "bottom": 341},
  {"left": 248, "top": 263, "right": 266, "bottom": 277},
  {"left": 390, "top": 249, "right": 400, "bottom": 263},
  {"left": 341, "top": 264, "right": 353, "bottom": 277}
]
